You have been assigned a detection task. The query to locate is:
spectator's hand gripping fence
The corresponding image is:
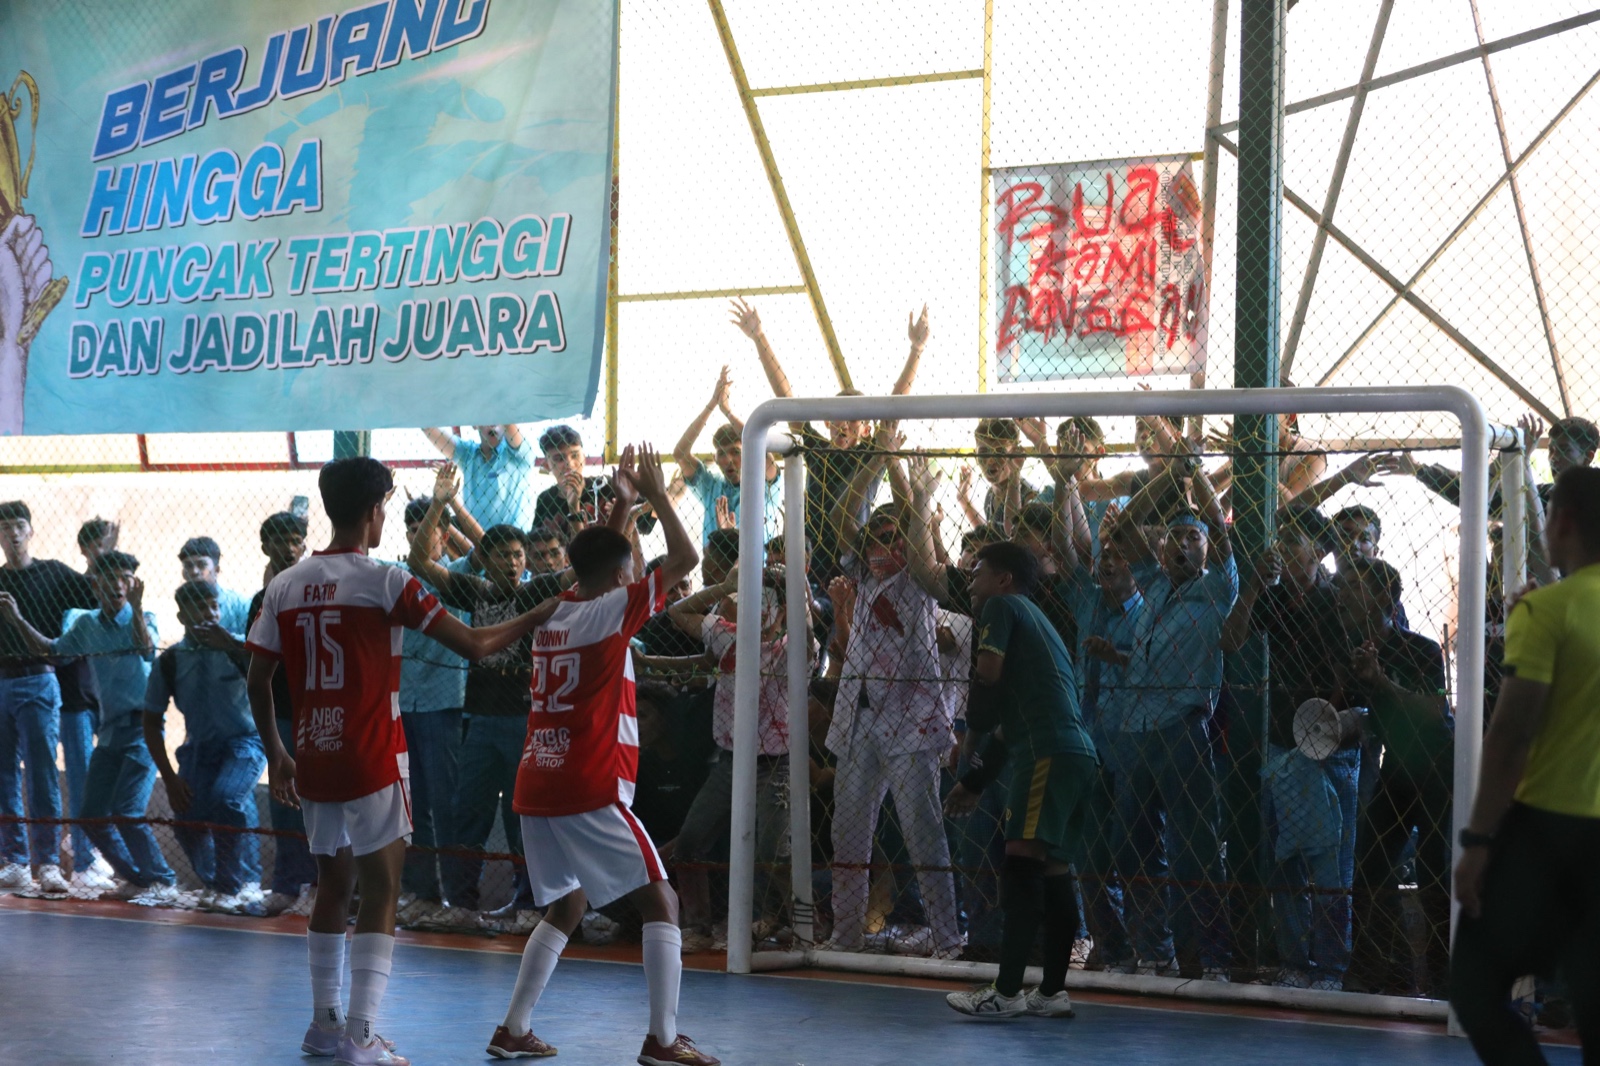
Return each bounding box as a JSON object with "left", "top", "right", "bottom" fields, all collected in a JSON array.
[{"left": 728, "top": 386, "right": 1492, "bottom": 1018}]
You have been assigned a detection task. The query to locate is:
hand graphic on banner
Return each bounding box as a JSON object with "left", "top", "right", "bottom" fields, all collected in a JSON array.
[{"left": 0, "top": 213, "right": 58, "bottom": 434}]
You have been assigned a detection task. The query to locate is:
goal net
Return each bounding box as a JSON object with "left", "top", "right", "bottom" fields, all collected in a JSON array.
[{"left": 722, "top": 386, "right": 1510, "bottom": 1018}]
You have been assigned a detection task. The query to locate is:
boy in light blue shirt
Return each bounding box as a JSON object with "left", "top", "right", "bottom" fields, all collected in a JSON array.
[
  {"left": 1094, "top": 463, "right": 1237, "bottom": 979},
  {"left": 143, "top": 580, "right": 267, "bottom": 913},
  {"left": 7, "top": 551, "right": 176, "bottom": 897},
  {"left": 671, "top": 367, "right": 784, "bottom": 543},
  {"left": 178, "top": 537, "right": 251, "bottom": 635}
]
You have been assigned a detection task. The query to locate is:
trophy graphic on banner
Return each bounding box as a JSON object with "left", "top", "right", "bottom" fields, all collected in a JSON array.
[{"left": 1, "top": 71, "right": 66, "bottom": 347}]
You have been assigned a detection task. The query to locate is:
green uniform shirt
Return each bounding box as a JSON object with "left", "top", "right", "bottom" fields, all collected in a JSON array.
[{"left": 977, "top": 594, "right": 1097, "bottom": 765}]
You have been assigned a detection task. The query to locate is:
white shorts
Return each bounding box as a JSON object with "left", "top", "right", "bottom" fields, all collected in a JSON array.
[
  {"left": 302, "top": 781, "right": 413, "bottom": 857},
  {"left": 519, "top": 804, "right": 665, "bottom": 909}
]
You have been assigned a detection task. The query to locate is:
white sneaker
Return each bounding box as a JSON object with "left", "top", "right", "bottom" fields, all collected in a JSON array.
[
  {"left": 1024, "top": 987, "right": 1076, "bottom": 1018},
  {"left": 88, "top": 856, "right": 116, "bottom": 881},
  {"left": 36, "top": 864, "right": 70, "bottom": 894},
  {"left": 263, "top": 890, "right": 298, "bottom": 916},
  {"left": 1202, "top": 966, "right": 1232, "bottom": 983},
  {"left": 886, "top": 924, "right": 933, "bottom": 956},
  {"left": 0, "top": 861, "right": 35, "bottom": 890},
  {"left": 431, "top": 906, "right": 486, "bottom": 931},
  {"left": 1071, "top": 937, "right": 1093, "bottom": 967},
  {"left": 1272, "top": 968, "right": 1311, "bottom": 989},
  {"left": 395, "top": 896, "right": 433, "bottom": 926},
  {"left": 946, "top": 984, "right": 1028, "bottom": 1018},
  {"left": 581, "top": 910, "right": 620, "bottom": 945},
  {"left": 132, "top": 882, "right": 181, "bottom": 907},
  {"left": 333, "top": 1034, "right": 409, "bottom": 1066},
  {"left": 1135, "top": 957, "right": 1179, "bottom": 977},
  {"left": 1309, "top": 975, "right": 1344, "bottom": 992},
  {"left": 286, "top": 884, "right": 317, "bottom": 917},
  {"left": 488, "top": 907, "right": 543, "bottom": 936},
  {"left": 680, "top": 928, "right": 716, "bottom": 954},
  {"left": 72, "top": 865, "right": 116, "bottom": 891},
  {"left": 197, "top": 889, "right": 219, "bottom": 911}
]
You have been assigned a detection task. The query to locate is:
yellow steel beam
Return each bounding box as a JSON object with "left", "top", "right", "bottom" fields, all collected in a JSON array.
[
  {"left": 976, "top": 0, "right": 994, "bottom": 394},
  {"left": 749, "top": 68, "right": 984, "bottom": 97},
  {"left": 618, "top": 284, "right": 808, "bottom": 303},
  {"left": 706, "top": 0, "right": 853, "bottom": 392}
]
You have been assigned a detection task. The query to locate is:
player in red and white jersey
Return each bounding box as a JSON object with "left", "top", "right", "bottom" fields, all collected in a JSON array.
[
  {"left": 246, "top": 456, "right": 560, "bottom": 1066},
  {"left": 486, "top": 445, "right": 719, "bottom": 1066}
]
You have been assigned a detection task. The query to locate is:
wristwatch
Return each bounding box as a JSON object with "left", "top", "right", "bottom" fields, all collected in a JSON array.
[{"left": 1458, "top": 827, "right": 1495, "bottom": 849}]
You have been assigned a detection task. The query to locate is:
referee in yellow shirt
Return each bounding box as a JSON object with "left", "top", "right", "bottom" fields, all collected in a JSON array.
[{"left": 1451, "top": 466, "right": 1600, "bottom": 1062}]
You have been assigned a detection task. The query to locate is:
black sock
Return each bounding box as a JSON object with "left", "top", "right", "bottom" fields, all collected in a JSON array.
[
  {"left": 1040, "top": 872, "right": 1081, "bottom": 996},
  {"left": 997, "top": 855, "right": 1047, "bottom": 997}
]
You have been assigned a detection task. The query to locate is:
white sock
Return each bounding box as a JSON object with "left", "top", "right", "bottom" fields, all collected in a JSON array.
[
  {"left": 503, "top": 921, "right": 569, "bottom": 1036},
  {"left": 346, "top": 933, "right": 396, "bottom": 1046},
  {"left": 641, "top": 922, "right": 682, "bottom": 1045},
  {"left": 306, "top": 931, "right": 347, "bottom": 1029}
]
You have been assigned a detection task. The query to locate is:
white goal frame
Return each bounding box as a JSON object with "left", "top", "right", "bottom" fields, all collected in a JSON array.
[{"left": 727, "top": 386, "right": 1497, "bottom": 1022}]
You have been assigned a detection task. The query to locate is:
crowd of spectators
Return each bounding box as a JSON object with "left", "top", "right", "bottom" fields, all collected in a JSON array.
[{"left": 0, "top": 298, "right": 1594, "bottom": 1004}]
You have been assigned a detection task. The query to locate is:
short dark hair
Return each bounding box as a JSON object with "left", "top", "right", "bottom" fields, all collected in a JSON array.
[
  {"left": 1015, "top": 501, "right": 1056, "bottom": 537},
  {"left": 1333, "top": 504, "right": 1382, "bottom": 540},
  {"left": 711, "top": 424, "right": 741, "bottom": 450},
  {"left": 174, "top": 579, "right": 220, "bottom": 611},
  {"left": 1345, "top": 556, "right": 1403, "bottom": 605},
  {"left": 77, "top": 517, "right": 115, "bottom": 549},
  {"left": 975, "top": 541, "right": 1041, "bottom": 595},
  {"left": 319, "top": 457, "right": 393, "bottom": 528},
  {"left": 0, "top": 501, "right": 31, "bottom": 523},
  {"left": 260, "top": 511, "right": 308, "bottom": 540},
  {"left": 961, "top": 524, "right": 1001, "bottom": 553},
  {"left": 528, "top": 521, "right": 570, "bottom": 547},
  {"left": 403, "top": 497, "right": 432, "bottom": 527},
  {"left": 90, "top": 550, "right": 139, "bottom": 576},
  {"left": 634, "top": 680, "right": 679, "bottom": 713},
  {"left": 1057, "top": 416, "right": 1105, "bottom": 444},
  {"left": 975, "top": 418, "right": 1020, "bottom": 444},
  {"left": 481, "top": 524, "right": 529, "bottom": 556},
  {"left": 1551, "top": 417, "right": 1600, "bottom": 456},
  {"left": 178, "top": 536, "right": 221, "bottom": 564},
  {"left": 568, "top": 526, "right": 633, "bottom": 583},
  {"left": 1277, "top": 504, "right": 1334, "bottom": 555},
  {"left": 705, "top": 528, "right": 741, "bottom": 569},
  {"left": 538, "top": 424, "right": 583, "bottom": 454},
  {"left": 1550, "top": 466, "right": 1600, "bottom": 553}
]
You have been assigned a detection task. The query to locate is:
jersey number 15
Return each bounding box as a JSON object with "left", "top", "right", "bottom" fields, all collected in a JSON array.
[{"left": 296, "top": 611, "right": 345, "bottom": 691}]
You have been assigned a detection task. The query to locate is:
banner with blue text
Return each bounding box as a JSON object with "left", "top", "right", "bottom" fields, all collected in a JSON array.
[{"left": 0, "top": 0, "right": 616, "bottom": 436}]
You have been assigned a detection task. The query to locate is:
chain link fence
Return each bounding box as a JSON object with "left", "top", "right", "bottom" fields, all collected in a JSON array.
[{"left": 0, "top": 0, "right": 1595, "bottom": 1021}]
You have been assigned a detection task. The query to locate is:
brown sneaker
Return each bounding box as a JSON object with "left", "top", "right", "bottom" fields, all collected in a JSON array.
[
  {"left": 638, "top": 1032, "right": 720, "bottom": 1066},
  {"left": 486, "top": 1025, "right": 558, "bottom": 1059}
]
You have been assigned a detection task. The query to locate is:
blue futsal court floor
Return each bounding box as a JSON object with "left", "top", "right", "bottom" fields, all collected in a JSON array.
[{"left": 0, "top": 907, "right": 1579, "bottom": 1065}]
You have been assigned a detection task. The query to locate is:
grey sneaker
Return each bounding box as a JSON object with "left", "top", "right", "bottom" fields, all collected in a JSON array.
[
  {"left": 946, "top": 984, "right": 1028, "bottom": 1018},
  {"left": 1023, "top": 988, "right": 1075, "bottom": 1018}
]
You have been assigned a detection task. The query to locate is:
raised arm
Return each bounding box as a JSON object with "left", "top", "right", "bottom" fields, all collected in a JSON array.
[
  {"left": 893, "top": 305, "right": 931, "bottom": 396},
  {"left": 1053, "top": 471, "right": 1092, "bottom": 577},
  {"left": 1291, "top": 452, "right": 1397, "bottom": 509},
  {"left": 668, "top": 574, "right": 736, "bottom": 637},
  {"left": 625, "top": 443, "right": 699, "bottom": 587},
  {"left": 1221, "top": 547, "right": 1279, "bottom": 652},
  {"left": 1191, "top": 461, "right": 1232, "bottom": 563},
  {"left": 672, "top": 367, "right": 732, "bottom": 481},
  {"left": 421, "top": 427, "right": 457, "bottom": 460},
  {"left": 0, "top": 593, "right": 52, "bottom": 658},
  {"left": 1119, "top": 464, "right": 1180, "bottom": 564},
  {"left": 905, "top": 452, "right": 951, "bottom": 601},
  {"left": 127, "top": 578, "right": 154, "bottom": 657},
  {"left": 729, "top": 298, "right": 796, "bottom": 427},
  {"left": 408, "top": 464, "right": 480, "bottom": 601},
  {"left": 835, "top": 423, "right": 901, "bottom": 548},
  {"left": 956, "top": 465, "right": 984, "bottom": 528},
  {"left": 502, "top": 424, "right": 525, "bottom": 450}
]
